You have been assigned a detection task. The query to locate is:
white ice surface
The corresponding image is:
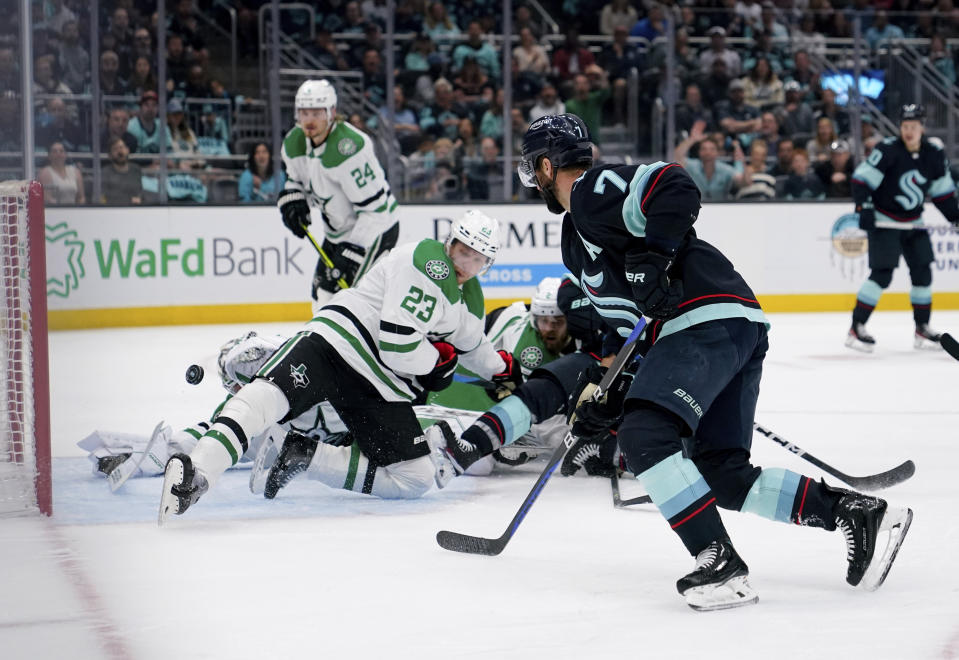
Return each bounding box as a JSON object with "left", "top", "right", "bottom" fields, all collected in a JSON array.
[{"left": 2, "top": 311, "right": 958, "bottom": 660}]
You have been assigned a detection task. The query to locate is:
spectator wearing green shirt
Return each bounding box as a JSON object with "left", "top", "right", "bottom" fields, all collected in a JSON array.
[
  {"left": 674, "top": 119, "right": 744, "bottom": 200},
  {"left": 564, "top": 67, "right": 610, "bottom": 145}
]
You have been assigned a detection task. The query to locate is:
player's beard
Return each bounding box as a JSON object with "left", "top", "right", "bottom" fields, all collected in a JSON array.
[{"left": 539, "top": 181, "right": 566, "bottom": 214}]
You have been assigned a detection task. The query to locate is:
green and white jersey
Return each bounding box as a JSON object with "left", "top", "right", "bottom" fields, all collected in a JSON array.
[
  {"left": 307, "top": 239, "right": 505, "bottom": 403},
  {"left": 281, "top": 120, "right": 399, "bottom": 250},
  {"left": 486, "top": 301, "right": 561, "bottom": 378}
]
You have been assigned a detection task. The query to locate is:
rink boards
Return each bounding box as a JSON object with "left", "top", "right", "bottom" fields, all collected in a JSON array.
[{"left": 43, "top": 202, "right": 959, "bottom": 329}]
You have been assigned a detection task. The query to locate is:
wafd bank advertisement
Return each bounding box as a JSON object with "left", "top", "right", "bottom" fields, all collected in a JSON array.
[{"left": 45, "top": 203, "right": 959, "bottom": 328}]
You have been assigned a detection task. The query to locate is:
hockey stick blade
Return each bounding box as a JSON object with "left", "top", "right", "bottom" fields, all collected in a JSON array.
[
  {"left": 754, "top": 423, "right": 916, "bottom": 491},
  {"left": 436, "top": 319, "right": 647, "bottom": 556},
  {"left": 941, "top": 333, "right": 959, "bottom": 361},
  {"left": 610, "top": 471, "right": 652, "bottom": 507}
]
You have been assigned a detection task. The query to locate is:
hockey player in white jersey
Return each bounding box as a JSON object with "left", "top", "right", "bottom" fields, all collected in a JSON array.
[
  {"left": 277, "top": 79, "right": 400, "bottom": 312},
  {"left": 159, "top": 210, "right": 520, "bottom": 523},
  {"left": 263, "top": 276, "right": 593, "bottom": 494},
  {"left": 79, "top": 332, "right": 350, "bottom": 492}
]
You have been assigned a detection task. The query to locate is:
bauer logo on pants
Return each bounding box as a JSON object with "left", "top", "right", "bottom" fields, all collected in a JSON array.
[{"left": 290, "top": 363, "right": 310, "bottom": 388}]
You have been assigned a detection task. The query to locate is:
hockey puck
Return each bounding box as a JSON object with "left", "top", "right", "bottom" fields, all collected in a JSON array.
[{"left": 185, "top": 364, "right": 205, "bottom": 385}]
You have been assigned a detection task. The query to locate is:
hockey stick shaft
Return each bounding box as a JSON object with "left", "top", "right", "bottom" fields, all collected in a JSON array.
[
  {"left": 941, "top": 333, "right": 959, "bottom": 361},
  {"left": 610, "top": 471, "right": 652, "bottom": 507},
  {"left": 753, "top": 422, "right": 915, "bottom": 491},
  {"left": 436, "top": 319, "right": 647, "bottom": 555},
  {"left": 302, "top": 225, "right": 349, "bottom": 290}
]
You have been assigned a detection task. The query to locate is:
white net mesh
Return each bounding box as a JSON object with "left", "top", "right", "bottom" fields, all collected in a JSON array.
[{"left": 0, "top": 180, "right": 39, "bottom": 516}]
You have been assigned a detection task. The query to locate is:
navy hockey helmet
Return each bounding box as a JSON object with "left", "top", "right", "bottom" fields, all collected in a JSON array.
[
  {"left": 518, "top": 114, "right": 593, "bottom": 188},
  {"left": 900, "top": 103, "right": 926, "bottom": 122}
]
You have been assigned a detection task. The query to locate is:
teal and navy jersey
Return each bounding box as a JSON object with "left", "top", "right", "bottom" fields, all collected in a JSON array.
[
  {"left": 562, "top": 162, "right": 768, "bottom": 346},
  {"left": 852, "top": 136, "right": 959, "bottom": 229}
]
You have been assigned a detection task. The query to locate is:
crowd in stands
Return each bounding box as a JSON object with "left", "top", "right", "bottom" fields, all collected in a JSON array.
[{"left": 2, "top": 0, "right": 959, "bottom": 204}]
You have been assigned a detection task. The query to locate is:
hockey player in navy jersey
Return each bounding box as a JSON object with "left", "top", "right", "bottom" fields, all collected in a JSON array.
[
  {"left": 518, "top": 113, "right": 913, "bottom": 611},
  {"left": 847, "top": 103, "right": 959, "bottom": 352}
]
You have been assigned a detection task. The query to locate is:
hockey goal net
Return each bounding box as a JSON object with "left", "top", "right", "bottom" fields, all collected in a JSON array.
[{"left": 0, "top": 180, "right": 51, "bottom": 516}]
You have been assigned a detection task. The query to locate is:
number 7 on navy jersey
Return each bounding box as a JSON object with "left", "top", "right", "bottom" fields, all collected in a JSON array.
[{"left": 593, "top": 170, "right": 628, "bottom": 194}]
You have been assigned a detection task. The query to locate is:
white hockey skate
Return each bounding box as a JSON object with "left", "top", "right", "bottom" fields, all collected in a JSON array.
[
  {"left": 677, "top": 540, "right": 759, "bottom": 612},
  {"left": 914, "top": 323, "right": 943, "bottom": 350},
  {"left": 424, "top": 421, "right": 458, "bottom": 489},
  {"left": 249, "top": 433, "right": 282, "bottom": 495},
  {"left": 845, "top": 323, "right": 875, "bottom": 353}
]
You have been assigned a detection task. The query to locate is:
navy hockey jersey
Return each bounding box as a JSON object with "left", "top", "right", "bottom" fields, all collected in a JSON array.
[
  {"left": 561, "top": 162, "right": 768, "bottom": 347},
  {"left": 852, "top": 136, "right": 959, "bottom": 229}
]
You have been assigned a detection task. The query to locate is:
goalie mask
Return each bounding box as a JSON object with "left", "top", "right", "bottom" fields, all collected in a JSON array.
[
  {"left": 217, "top": 332, "right": 286, "bottom": 393},
  {"left": 445, "top": 209, "right": 501, "bottom": 278}
]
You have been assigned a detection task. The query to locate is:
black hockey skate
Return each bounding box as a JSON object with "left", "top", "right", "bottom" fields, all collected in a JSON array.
[
  {"left": 560, "top": 433, "right": 618, "bottom": 477},
  {"left": 845, "top": 322, "right": 876, "bottom": 353},
  {"left": 914, "top": 323, "right": 943, "bottom": 350},
  {"left": 158, "top": 453, "right": 208, "bottom": 526},
  {"left": 676, "top": 539, "right": 758, "bottom": 611},
  {"left": 831, "top": 485, "right": 913, "bottom": 591},
  {"left": 264, "top": 432, "right": 317, "bottom": 499}
]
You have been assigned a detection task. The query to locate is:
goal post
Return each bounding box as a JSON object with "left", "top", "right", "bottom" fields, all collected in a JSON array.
[{"left": 0, "top": 180, "right": 52, "bottom": 516}]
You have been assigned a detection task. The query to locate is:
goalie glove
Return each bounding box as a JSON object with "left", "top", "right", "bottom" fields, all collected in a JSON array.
[
  {"left": 417, "top": 342, "right": 458, "bottom": 391},
  {"left": 277, "top": 190, "right": 311, "bottom": 238},
  {"left": 313, "top": 240, "right": 367, "bottom": 294},
  {"left": 625, "top": 250, "right": 684, "bottom": 320}
]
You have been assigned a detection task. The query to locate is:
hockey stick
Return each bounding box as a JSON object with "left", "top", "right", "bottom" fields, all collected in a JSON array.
[
  {"left": 753, "top": 422, "right": 915, "bottom": 491},
  {"left": 610, "top": 471, "right": 652, "bottom": 507},
  {"left": 302, "top": 225, "right": 349, "bottom": 290},
  {"left": 108, "top": 421, "right": 169, "bottom": 492},
  {"left": 436, "top": 319, "right": 647, "bottom": 556},
  {"left": 941, "top": 333, "right": 959, "bottom": 361}
]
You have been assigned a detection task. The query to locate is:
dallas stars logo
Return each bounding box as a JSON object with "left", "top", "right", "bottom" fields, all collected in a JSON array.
[
  {"left": 46, "top": 221, "right": 85, "bottom": 298},
  {"left": 520, "top": 346, "right": 543, "bottom": 369},
  {"left": 290, "top": 363, "right": 310, "bottom": 388},
  {"left": 425, "top": 259, "right": 450, "bottom": 280}
]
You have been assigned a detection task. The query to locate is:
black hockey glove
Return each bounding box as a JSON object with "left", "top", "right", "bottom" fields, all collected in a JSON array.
[
  {"left": 568, "top": 365, "right": 632, "bottom": 440},
  {"left": 277, "top": 190, "right": 311, "bottom": 238},
  {"left": 857, "top": 205, "right": 875, "bottom": 231},
  {"left": 417, "top": 341, "right": 458, "bottom": 391},
  {"left": 561, "top": 432, "right": 620, "bottom": 477},
  {"left": 625, "top": 250, "right": 684, "bottom": 320},
  {"left": 313, "top": 239, "right": 367, "bottom": 294}
]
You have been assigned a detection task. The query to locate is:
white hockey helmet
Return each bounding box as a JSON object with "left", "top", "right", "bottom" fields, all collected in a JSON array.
[
  {"left": 445, "top": 209, "right": 501, "bottom": 274},
  {"left": 295, "top": 79, "right": 337, "bottom": 116},
  {"left": 530, "top": 277, "right": 563, "bottom": 318}
]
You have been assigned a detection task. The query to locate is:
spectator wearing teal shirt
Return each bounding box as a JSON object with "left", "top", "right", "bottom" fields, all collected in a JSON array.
[
  {"left": 452, "top": 21, "right": 500, "bottom": 82},
  {"left": 238, "top": 142, "right": 286, "bottom": 203},
  {"left": 674, "top": 120, "right": 744, "bottom": 201},
  {"left": 864, "top": 11, "right": 904, "bottom": 51}
]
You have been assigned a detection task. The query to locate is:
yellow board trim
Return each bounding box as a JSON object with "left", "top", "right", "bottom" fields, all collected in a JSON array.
[{"left": 47, "top": 293, "right": 959, "bottom": 330}]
